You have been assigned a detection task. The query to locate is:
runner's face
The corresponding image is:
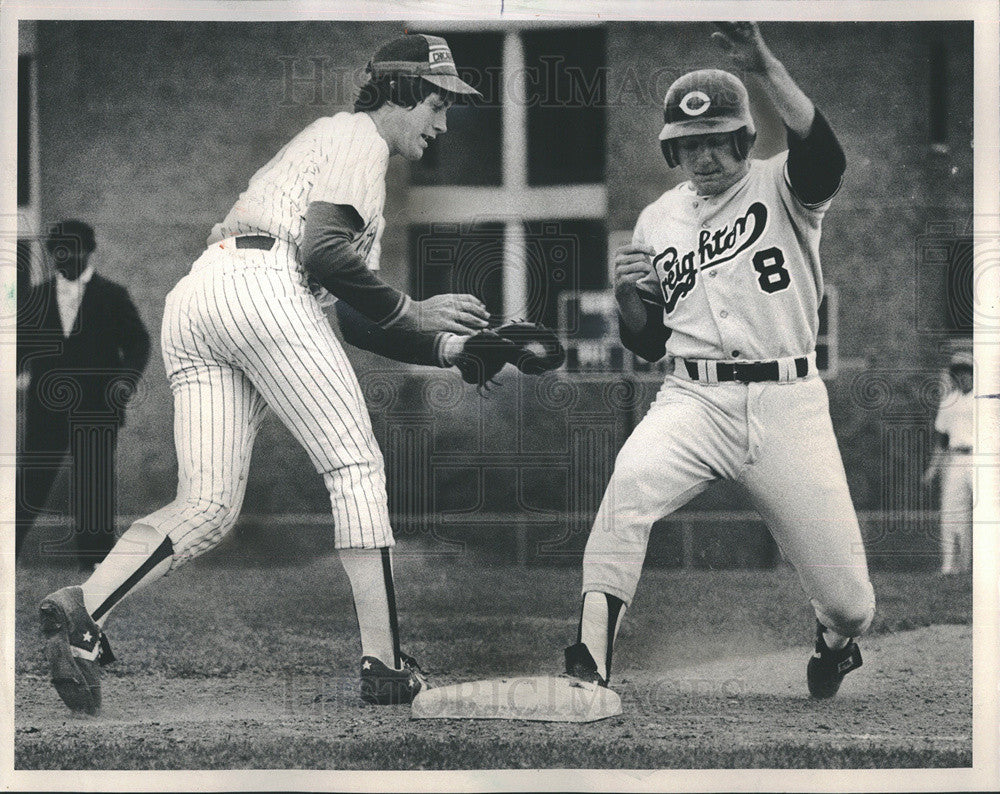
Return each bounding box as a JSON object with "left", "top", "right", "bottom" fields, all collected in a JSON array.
[{"left": 675, "top": 133, "right": 749, "bottom": 196}]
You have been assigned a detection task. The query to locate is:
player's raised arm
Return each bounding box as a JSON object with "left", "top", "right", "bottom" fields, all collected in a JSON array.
[
  {"left": 713, "top": 22, "right": 845, "bottom": 206},
  {"left": 712, "top": 22, "right": 813, "bottom": 135}
]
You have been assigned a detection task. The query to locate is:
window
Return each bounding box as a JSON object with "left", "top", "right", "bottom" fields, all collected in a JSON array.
[
  {"left": 815, "top": 288, "right": 838, "bottom": 374},
  {"left": 18, "top": 55, "right": 32, "bottom": 206},
  {"left": 524, "top": 219, "right": 607, "bottom": 327},
  {"left": 945, "top": 237, "right": 973, "bottom": 331},
  {"left": 16, "top": 239, "right": 33, "bottom": 292},
  {"left": 15, "top": 238, "right": 45, "bottom": 327},
  {"left": 408, "top": 221, "right": 505, "bottom": 318},
  {"left": 405, "top": 25, "right": 608, "bottom": 329},
  {"left": 522, "top": 27, "right": 606, "bottom": 185},
  {"left": 915, "top": 225, "right": 972, "bottom": 339},
  {"left": 17, "top": 24, "right": 42, "bottom": 287},
  {"left": 928, "top": 34, "right": 948, "bottom": 151}
]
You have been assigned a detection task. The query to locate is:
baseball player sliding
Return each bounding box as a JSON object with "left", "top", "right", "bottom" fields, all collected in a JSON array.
[
  {"left": 564, "top": 23, "right": 876, "bottom": 699},
  {"left": 36, "top": 34, "right": 560, "bottom": 715}
]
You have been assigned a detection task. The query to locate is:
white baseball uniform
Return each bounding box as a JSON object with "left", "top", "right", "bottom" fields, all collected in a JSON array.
[
  {"left": 934, "top": 388, "right": 974, "bottom": 574},
  {"left": 141, "top": 111, "right": 394, "bottom": 567},
  {"left": 583, "top": 151, "right": 876, "bottom": 639}
]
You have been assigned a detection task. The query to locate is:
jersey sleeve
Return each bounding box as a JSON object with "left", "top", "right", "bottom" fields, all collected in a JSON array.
[
  {"left": 311, "top": 119, "right": 385, "bottom": 227},
  {"left": 300, "top": 202, "right": 405, "bottom": 325},
  {"left": 766, "top": 151, "right": 829, "bottom": 229}
]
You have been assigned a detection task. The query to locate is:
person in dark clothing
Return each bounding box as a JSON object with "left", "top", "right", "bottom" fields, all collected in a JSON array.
[{"left": 16, "top": 220, "right": 150, "bottom": 569}]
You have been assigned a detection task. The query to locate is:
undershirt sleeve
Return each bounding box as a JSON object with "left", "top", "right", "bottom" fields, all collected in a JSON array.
[
  {"left": 619, "top": 216, "right": 671, "bottom": 361},
  {"left": 784, "top": 108, "right": 846, "bottom": 207},
  {"left": 300, "top": 201, "right": 408, "bottom": 326},
  {"left": 334, "top": 299, "right": 449, "bottom": 367},
  {"left": 619, "top": 293, "right": 671, "bottom": 363}
]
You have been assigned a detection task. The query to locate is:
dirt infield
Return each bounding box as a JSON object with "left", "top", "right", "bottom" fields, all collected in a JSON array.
[{"left": 15, "top": 624, "right": 970, "bottom": 770}]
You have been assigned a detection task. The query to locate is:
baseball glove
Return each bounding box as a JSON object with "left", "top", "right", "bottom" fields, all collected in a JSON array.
[{"left": 455, "top": 321, "right": 566, "bottom": 389}]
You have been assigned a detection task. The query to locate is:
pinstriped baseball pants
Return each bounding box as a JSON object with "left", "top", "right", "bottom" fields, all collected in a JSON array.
[{"left": 141, "top": 240, "right": 393, "bottom": 568}]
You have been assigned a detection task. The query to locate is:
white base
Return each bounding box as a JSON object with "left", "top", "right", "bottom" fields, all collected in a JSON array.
[{"left": 410, "top": 675, "right": 622, "bottom": 723}]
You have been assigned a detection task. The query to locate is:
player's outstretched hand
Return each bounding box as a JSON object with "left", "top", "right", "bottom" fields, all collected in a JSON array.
[
  {"left": 711, "top": 22, "right": 772, "bottom": 73},
  {"left": 399, "top": 293, "right": 490, "bottom": 334},
  {"left": 612, "top": 244, "right": 655, "bottom": 295}
]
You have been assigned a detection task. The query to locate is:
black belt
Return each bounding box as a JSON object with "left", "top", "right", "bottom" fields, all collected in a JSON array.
[
  {"left": 234, "top": 235, "right": 276, "bottom": 251},
  {"left": 684, "top": 357, "right": 809, "bottom": 383}
]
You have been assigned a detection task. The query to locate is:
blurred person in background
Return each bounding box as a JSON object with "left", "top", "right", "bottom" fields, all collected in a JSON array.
[{"left": 923, "top": 350, "right": 974, "bottom": 575}]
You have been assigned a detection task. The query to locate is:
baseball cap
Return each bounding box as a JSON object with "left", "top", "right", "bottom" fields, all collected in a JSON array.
[
  {"left": 368, "top": 34, "right": 482, "bottom": 98},
  {"left": 949, "top": 350, "right": 974, "bottom": 369}
]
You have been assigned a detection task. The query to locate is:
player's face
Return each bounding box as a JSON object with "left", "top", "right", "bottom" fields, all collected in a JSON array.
[
  {"left": 398, "top": 93, "right": 453, "bottom": 161},
  {"left": 675, "top": 133, "right": 750, "bottom": 196}
]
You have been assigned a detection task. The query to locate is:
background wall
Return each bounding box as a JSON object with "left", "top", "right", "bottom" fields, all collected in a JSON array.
[{"left": 24, "top": 20, "right": 974, "bottom": 568}]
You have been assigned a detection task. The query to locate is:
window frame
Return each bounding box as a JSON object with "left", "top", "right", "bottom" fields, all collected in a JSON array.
[{"left": 404, "top": 24, "right": 608, "bottom": 327}]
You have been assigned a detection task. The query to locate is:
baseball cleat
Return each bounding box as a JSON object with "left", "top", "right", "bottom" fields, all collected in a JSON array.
[
  {"left": 360, "top": 651, "right": 425, "bottom": 705},
  {"left": 807, "top": 620, "right": 862, "bottom": 699},
  {"left": 564, "top": 642, "right": 607, "bottom": 687},
  {"left": 38, "top": 586, "right": 115, "bottom": 715}
]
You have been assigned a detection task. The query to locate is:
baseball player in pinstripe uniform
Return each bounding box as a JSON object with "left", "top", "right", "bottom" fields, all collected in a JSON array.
[
  {"left": 39, "top": 34, "right": 493, "bottom": 714},
  {"left": 564, "top": 23, "right": 876, "bottom": 699}
]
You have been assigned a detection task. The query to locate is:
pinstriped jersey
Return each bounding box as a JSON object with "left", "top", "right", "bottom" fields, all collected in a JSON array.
[
  {"left": 635, "top": 151, "right": 832, "bottom": 362},
  {"left": 209, "top": 112, "right": 389, "bottom": 274}
]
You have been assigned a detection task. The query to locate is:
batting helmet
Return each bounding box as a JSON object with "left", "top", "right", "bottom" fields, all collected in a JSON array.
[{"left": 658, "top": 69, "right": 756, "bottom": 168}]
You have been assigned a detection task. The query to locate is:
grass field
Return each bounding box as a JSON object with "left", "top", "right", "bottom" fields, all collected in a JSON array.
[{"left": 13, "top": 544, "right": 973, "bottom": 770}]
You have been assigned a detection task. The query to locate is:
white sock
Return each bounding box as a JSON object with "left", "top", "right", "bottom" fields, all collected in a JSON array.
[
  {"left": 823, "top": 628, "right": 850, "bottom": 651},
  {"left": 82, "top": 522, "right": 174, "bottom": 627},
  {"left": 578, "top": 591, "right": 626, "bottom": 681},
  {"left": 338, "top": 547, "right": 397, "bottom": 667}
]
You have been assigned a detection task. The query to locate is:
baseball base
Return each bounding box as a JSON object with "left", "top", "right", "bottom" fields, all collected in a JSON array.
[{"left": 410, "top": 675, "right": 622, "bottom": 722}]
